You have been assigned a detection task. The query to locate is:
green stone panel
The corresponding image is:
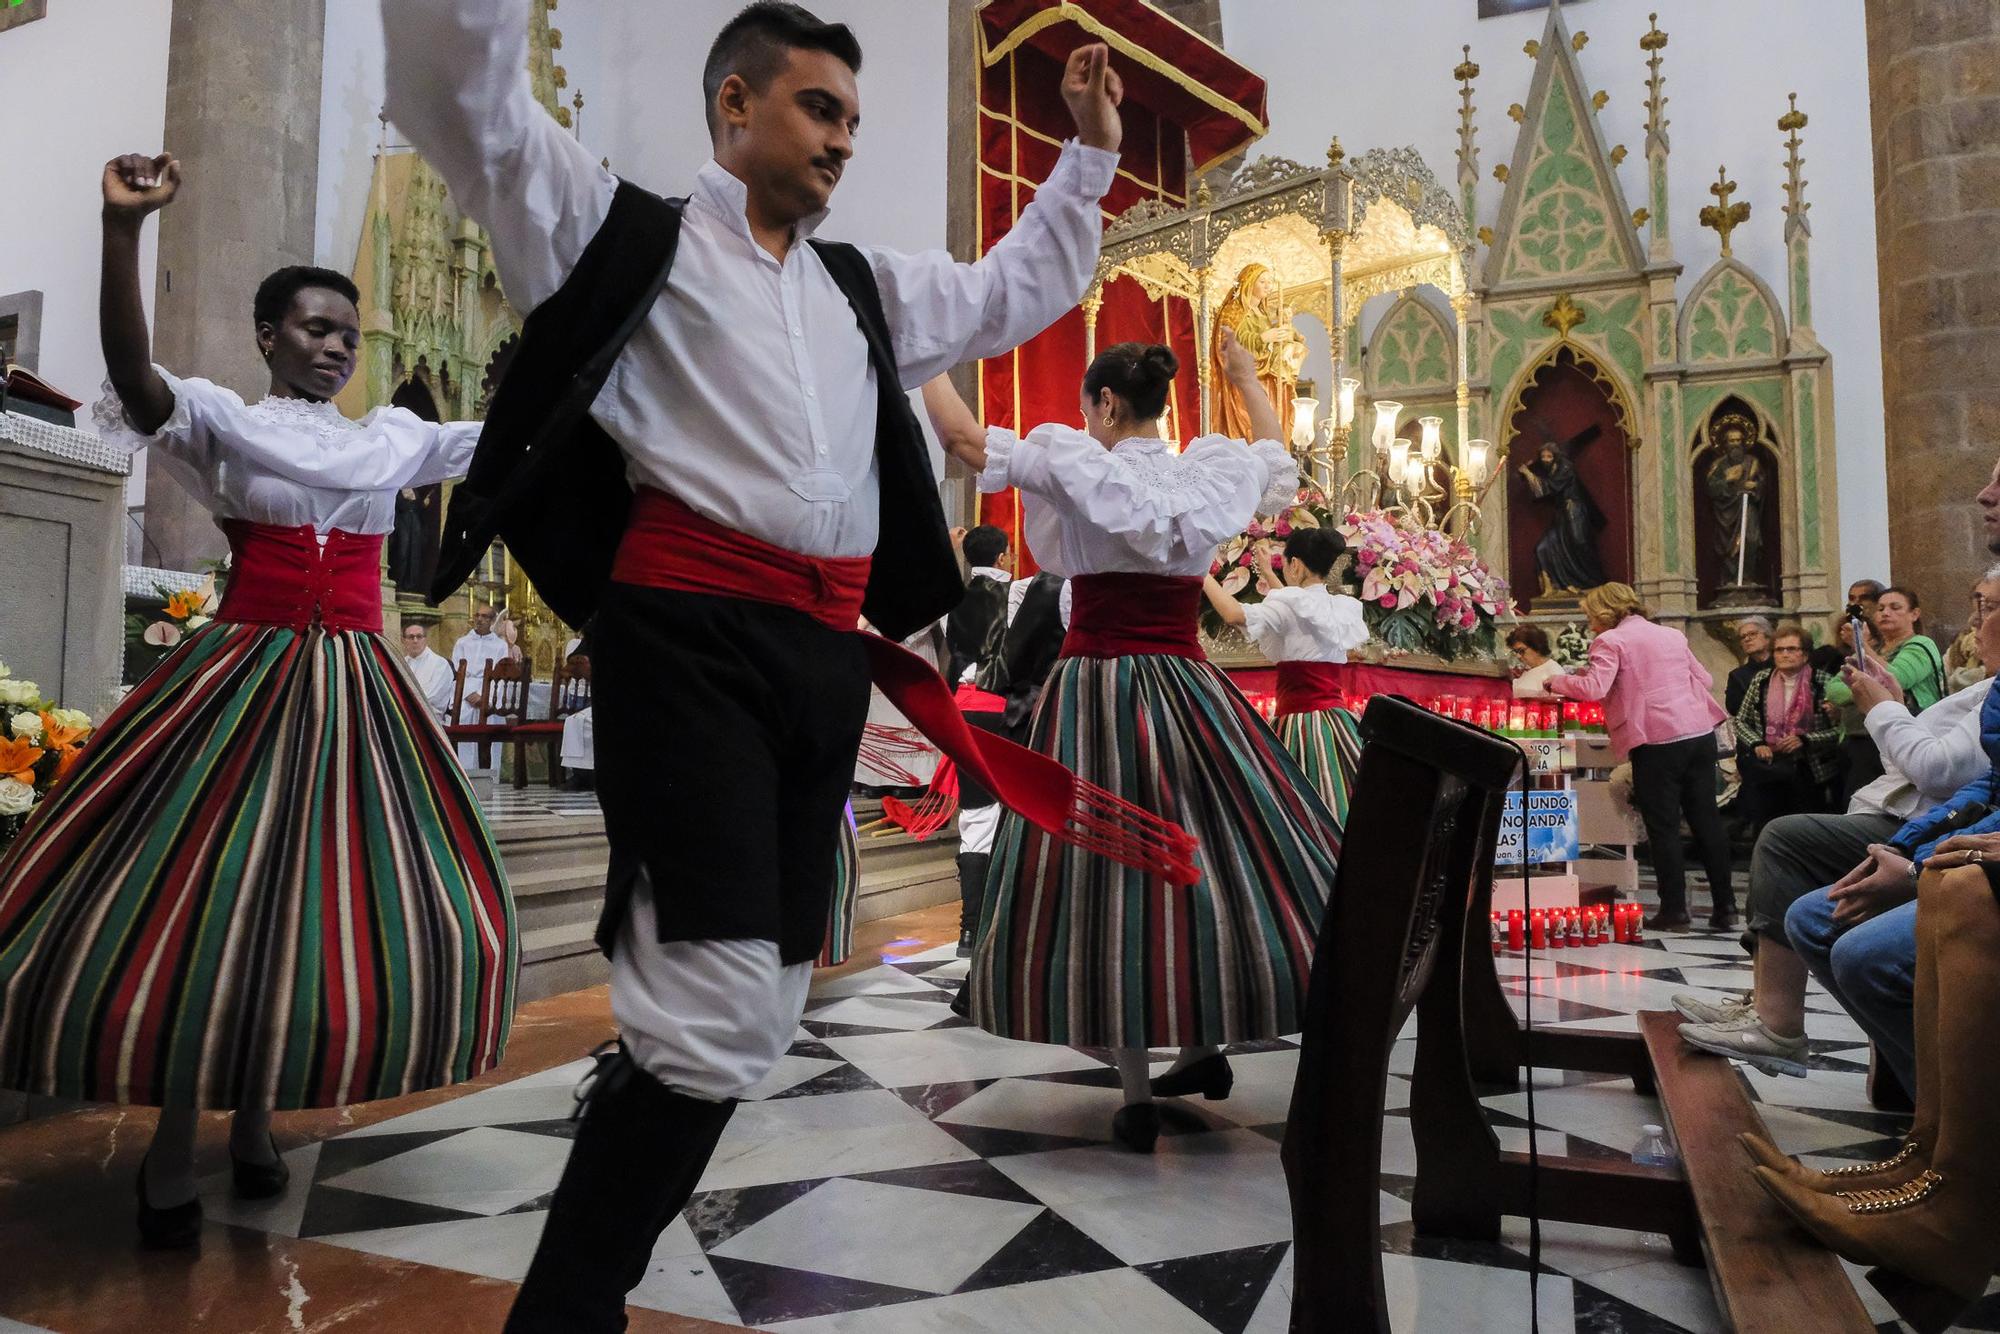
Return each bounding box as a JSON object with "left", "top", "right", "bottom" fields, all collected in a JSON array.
[
  {"left": 1659, "top": 390, "right": 1680, "bottom": 576},
  {"left": 1374, "top": 299, "right": 1454, "bottom": 393},
  {"left": 1501, "top": 74, "right": 1624, "bottom": 282},
  {"left": 1683, "top": 377, "right": 1784, "bottom": 440},
  {"left": 1796, "top": 371, "right": 1822, "bottom": 567},
  {"left": 1653, "top": 304, "right": 1674, "bottom": 361},
  {"left": 1790, "top": 243, "right": 1812, "bottom": 330},
  {"left": 1687, "top": 269, "right": 1779, "bottom": 363},
  {"left": 1576, "top": 292, "right": 1645, "bottom": 385}
]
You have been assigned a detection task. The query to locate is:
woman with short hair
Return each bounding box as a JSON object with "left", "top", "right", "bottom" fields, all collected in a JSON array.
[
  {"left": 1548, "top": 583, "right": 1735, "bottom": 930},
  {"left": 1733, "top": 623, "right": 1840, "bottom": 835},
  {"left": 1505, "top": 624, "right": 1562, "bottom": 699}
]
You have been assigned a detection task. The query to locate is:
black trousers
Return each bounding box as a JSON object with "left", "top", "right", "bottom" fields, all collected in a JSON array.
[
  {"left": 1838, "top": 733, "right": 1885, "bottom": 806},
  {"left": 590, "top": 582, "right": 872, "bottom": 963},
  {"left": 1629, "top": 732, "right": 1735, "bottom": 915},
  {"left": 1736, "top": 750, "right": 1826, "bottom": 838}
]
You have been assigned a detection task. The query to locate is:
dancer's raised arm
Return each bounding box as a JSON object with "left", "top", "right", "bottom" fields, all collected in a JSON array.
[{"left": 99, "top": 152, "right": 181, "bottom": 433}]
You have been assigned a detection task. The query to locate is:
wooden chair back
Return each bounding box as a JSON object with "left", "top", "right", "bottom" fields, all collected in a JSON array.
[
  {"left": 555, "top": 655, "right": 592, "bottom": 718},
  {"left": 1280, "top": 695, "right": 1521, "bottom": 1333},
  {"left": 447, "top": 659, "right": 469, "bottom": 723},
  {"left": 481, "top": 656, "right": 531, "bottom": 723}
]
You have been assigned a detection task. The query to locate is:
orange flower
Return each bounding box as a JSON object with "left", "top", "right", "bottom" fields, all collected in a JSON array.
[
  {"left": 39, "top": 712, "right": 86, "bottom": 750},
  {"left": 164, "top": 590, "right": 201, "bottom": 620},
  {"left": 52, "top": 745, "right": 82, "bottom": 784},
  {"left": 0, "top": 736, "right": 44, "bottom": 784}
]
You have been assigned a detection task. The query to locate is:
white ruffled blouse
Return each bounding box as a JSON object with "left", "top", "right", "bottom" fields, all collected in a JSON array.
[
  {"left": 977, "top": 424, "right": 1298, "bottom": 578},
  {"left": 97, "top": 367, "right": 481, "bottom": 536},
  {"left": 1243, "top": 584, "right": 1370, "bottom": 665}
]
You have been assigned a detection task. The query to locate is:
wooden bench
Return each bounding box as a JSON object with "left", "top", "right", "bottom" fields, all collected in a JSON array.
[{"left": 1637, "top": 1010, "right": 1873, "bottom": 1332}]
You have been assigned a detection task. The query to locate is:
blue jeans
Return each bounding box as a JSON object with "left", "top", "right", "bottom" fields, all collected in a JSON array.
[{"left": 1784, "top": 889, "right": 1918, "bottom": 1094}]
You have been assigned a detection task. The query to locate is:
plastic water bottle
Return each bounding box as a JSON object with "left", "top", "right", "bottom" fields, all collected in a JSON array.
[{"left": 1632, "top": 1123, "right": 1677, "bottom": 1168}]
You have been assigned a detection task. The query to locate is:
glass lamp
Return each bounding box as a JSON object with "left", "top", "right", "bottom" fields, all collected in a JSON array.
[
  {"left": 1371, "top": 400, "right": 1403, "bottom": 455},
  {"left": 1464, "top": 438, "right": 1492, "bottom": 485},
  {"left": 1336, "top": 377, "right": 1360, "bottom": 430},
  {"left": 1388, "top": 438, "right": 1412, "bottom": 490},
  {"left": 1291, "top": 396, "right": 1320, "bottom": 452},
  {"left": 1419, "top": 416, "right": 1443, "bottom": 463}
]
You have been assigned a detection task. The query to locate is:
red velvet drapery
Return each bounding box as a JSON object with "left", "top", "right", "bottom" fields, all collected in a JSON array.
[{"left": 972, "top": 0, "right": 1267, "bottom": 572}]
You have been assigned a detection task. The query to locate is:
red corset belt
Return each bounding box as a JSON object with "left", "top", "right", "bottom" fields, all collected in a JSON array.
[
  {"left": 611, "top": 488, "right": 1198, "bottom": 883},
  {"left": 215, "top": 521, "right": 386, "bottom": 634},
  {"left": 1275, "top": 662, "right": 1346, "bottom": 717},
  {"left": 1060, "top": 574, "right": 1205, "bottom": 660}
]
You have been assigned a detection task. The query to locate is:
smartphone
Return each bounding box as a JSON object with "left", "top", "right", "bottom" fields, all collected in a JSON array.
[{"left": 1850, "top": 615, "right": 1870, "bottom": 670}]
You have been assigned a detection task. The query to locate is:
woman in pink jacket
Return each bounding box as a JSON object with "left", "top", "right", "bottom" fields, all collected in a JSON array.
[{"left": 1548, "top": 583, "right": 1734, "bottom": 930}]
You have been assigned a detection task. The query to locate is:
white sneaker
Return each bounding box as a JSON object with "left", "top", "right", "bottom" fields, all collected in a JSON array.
[
  {"left": 1677, "top": 1013, "right": 1810, "bottom": 1078},
  {"left": 1670, "top": 989, "right": 1751, "bottom": 1025}
]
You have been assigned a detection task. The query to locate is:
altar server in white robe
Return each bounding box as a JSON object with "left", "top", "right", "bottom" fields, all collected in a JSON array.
[{"left": 451, "top": 602, "right": 514, "bottom": 769}]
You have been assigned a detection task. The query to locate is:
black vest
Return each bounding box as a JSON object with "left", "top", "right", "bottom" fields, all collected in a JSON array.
[
  {"left": 945, "top": 574, "right": 1010, "bottom": 687},
  {"left": 430, "top": 180, "right": 963, "bottom": 644},
  {"left": 978, "top": 572, "right": 1068, "bottom": 732}
]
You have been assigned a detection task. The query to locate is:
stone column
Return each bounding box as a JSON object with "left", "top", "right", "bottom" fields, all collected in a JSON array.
[
  {"left": 143, "top": 0, "right": 326, "bottom": 570},
  {"left": 1866, "top": 1, "right": 2000, "bottom": 607}
]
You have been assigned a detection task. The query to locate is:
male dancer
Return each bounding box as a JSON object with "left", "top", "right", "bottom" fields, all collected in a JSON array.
[{"left": 384, "top": 4, "right": 1125, "bottom": 1328}]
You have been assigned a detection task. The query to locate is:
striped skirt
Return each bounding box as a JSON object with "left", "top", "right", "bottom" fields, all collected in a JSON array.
[
  {"left": 1276, "top": 707, "right": 1364, "bottom": 834},
  {"left": 0, "top": 621, "right": 517, "bottom": 1110},
  {"left": 968, "top": 654, "right": 1340, "bottom": 1049},
  {"left": 817, "top": 804, "right": 860, "bottom": 968}
]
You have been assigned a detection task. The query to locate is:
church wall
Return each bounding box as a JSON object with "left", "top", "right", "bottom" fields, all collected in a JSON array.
[
  {"left": 1218, "top": 0, "right": 1892, "bottom": 593},
  {"left": 0, "top": 0, "right": 172, "bottom": 447}
]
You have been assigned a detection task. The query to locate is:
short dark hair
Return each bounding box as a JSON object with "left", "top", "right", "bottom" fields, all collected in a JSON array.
[
  {"left": 1848, "top": 578, "right": 1887, "bottom": 601},
  {"left": 703, "top": 3, "right": 862, "bottom": 138},
  {"left": 962, "top": 524, "right": 1009, "bottom": 569},
  {"left": 1282, "top": 526, "right": 1345, "bottom": 577},
  {"left": 1084, "top": 342, "right": 1178, "bottom": 421},
  {"left": 253, "top": 266, "right": 360, "bottom": 330},
  {"left": 1506, "top": 625, "right": 1551, "bottom": 656}
]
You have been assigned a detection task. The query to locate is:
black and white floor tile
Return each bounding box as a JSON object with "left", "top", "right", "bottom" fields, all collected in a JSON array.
[
  {"left": 471, "top": 783, "right": 605, "bottom": 829},
  {"left": 197, "top": 925, "right": 2000, "bottom": 1333}
]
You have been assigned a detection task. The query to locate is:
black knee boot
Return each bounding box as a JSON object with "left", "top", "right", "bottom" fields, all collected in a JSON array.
[
  {"left": 956, "top": 850, "right": 991, "bottom": 956},
  {"left": 505, "top": 1044, "right": 737, "bottom": 1334}
]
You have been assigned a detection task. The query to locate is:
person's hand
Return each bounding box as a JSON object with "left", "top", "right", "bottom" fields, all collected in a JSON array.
[
  {"left": 950, "top": 526, "right": 968, "bottom": 549},
  {"left": 1842, "top": 660, "right": 1903, "bottom": 714},
  {"left": 466, "top": 691, "right": 486, "bottom": 711},
  {"left": 1219, "top": 327, "right": 1259, "bottom": 387},
  {"left": 1772, "top": 734, "right": 1803, "bottom": 755},
  {"left": 103, "top": 153, "right": 182, "bottom": 223},
  {"left": 1929, "top": 831, "right": 2000, "bottom": 871},
  {"left": 1754, "top": 744, "right": 1774, "bottom": 761},
  {"left": 1836, "top": 620, "right": 1855, "bottom": 651},
  {"left": 1826, "top": 843, "right": 1917, "bottom": 926},
  {"left": 1060, "top": 44, "right": 1123, "bottom": 153}
]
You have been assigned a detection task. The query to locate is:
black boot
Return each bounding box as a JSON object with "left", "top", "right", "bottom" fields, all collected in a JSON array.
[
  {"left": 956, "top": 850, "right": 991, "bottom": 957},
  {"left": 505, "top": 1043, "right": 737, "bottom": 1334}
]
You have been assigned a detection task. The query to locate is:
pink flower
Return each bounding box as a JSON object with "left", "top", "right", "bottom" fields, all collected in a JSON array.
[
  {"left": 1238, "top": 552, "right": 1253, "bottom": 567},
  {"left": 1379, "top": 594, "right": 1397, "bottom": 608},
  {"left": 1274, "top": 519, "right": 1292, "bottom": 537}
]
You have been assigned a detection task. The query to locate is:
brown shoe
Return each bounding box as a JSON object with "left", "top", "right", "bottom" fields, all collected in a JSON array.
[{"left": 1749, "top": 867, "right": 2000, "bottom": 1333}]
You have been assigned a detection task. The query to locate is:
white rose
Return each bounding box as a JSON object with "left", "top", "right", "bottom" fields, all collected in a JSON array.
[
  {"left": 9, "top": 713, "right": 41, "bottom": 742},
  {"left": 0, "top": 680, "right": 37, "bottom": 707},
  {"left": 0, "top": 778, "right": 34, "bottom": 817},
  {"left": 46, "top": 707, "right": 92, "bottom": 733}
]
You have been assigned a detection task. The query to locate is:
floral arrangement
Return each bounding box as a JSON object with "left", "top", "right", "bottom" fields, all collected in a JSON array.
[
  {"left": 1554, "top": 622, "right": 1594, "bottom": 669},
  {"left": 124, "top": 571, "right": 219, "bottom": 682},
  {"left": 1202, "top": 492, "right": 1513, "bottom": 662},
  {"left": 0, "top": 661, "right": 94, "bottom": 851},
  {"left": 1338, "top": 509, "right": 1512, "bottom": 659}
]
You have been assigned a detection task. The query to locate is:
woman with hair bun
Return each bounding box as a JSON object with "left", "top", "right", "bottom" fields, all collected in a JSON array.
[
  {"left": 1202, "top": 526, "right": 1368, "bottom": 828},
  {"left": 921, "top": 331, "right": 1339, "bottom": 1152}
]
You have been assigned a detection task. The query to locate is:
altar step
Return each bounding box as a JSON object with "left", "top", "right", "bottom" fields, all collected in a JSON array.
[{"left": 505, "top": 797, "right": 961, "bottom": 1002}]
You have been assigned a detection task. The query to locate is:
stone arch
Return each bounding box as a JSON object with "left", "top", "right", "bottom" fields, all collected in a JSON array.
[
  {"left": 1679, "top": 258, "right": 1786, "bottom": 366},
  {"left": 1364, "top": 291, "right": 1457, "bottom": 397}
]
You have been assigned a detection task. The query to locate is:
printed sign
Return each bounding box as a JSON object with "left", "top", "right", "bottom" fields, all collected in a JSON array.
[{"left": 1496, "top": 789, "right": 1579, "bottom": 866}]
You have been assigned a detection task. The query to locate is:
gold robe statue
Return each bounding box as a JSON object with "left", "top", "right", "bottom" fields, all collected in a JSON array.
[{"left": 1209, "top": 262, "right": 1304, "bottom": 442}]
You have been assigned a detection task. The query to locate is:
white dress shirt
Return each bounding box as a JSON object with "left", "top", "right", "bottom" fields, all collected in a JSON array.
[
  {"left": 450, "top": 630, "right": 512, "bottom": 719},
  {"left": 97, "top": 369, "right": 478, "bottom": 536},
  {"left": 383, "top": 0, "right": 1116, "bottom": 559},
  {"left": 405, "top": 647, "right": 458, "bottom": 720},
  {"left": 1512, "top": 658, "right": 1564, "bottom": 699},
  {"left": 978, "top": 426, "right": 1298, "bottom": 578},
  {"left": 1851, "top": 677, "right": 1992, "bottom": 819},
  {"left": 1242, "top": 584, "right": 1369, "bottom": 665}
]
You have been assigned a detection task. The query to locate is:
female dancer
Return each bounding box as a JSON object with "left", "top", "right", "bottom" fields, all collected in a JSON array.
[
  {"left": 922, "top": 332, "right": 1340, "bottom": 1151},
  {"left": 0, "top": 153, "right": 516, "bottom": 1246},
  {"left": 1201, "top": 526, "right": 1369, "bottom": 828}
]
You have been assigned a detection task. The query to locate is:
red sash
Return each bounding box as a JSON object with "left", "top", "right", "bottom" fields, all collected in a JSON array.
[
  {"left": 1275, "top": 661, "right": 1346, "bottom": 717},
  {"left": 612, "top": 489, "right": 1199, "bottom": 883},
  {"left": 1060, "top": 573, "right": 1205, "bottom": 660},
  {"left": 215, "top": 521, "right": 385, "bottom": 634}
]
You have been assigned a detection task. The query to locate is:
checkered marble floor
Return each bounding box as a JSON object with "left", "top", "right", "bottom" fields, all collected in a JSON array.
[
  {"left": 470, "top": 781, "right": 604, "bottom": 829},
  {"left": 192, "top": 926, "right": 2000, "bottom": 1333}
]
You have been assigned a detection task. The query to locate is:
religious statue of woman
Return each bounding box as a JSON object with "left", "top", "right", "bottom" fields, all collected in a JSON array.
[
  {"left": 1518, "top": 440, "right": 1610, "bottom": 595},
  {"left": 1705, "top": 418, "right": 1766, "bottom": 589},
  {"left": 1209, "top": 262, "right": 1304, "bottom": 441}
]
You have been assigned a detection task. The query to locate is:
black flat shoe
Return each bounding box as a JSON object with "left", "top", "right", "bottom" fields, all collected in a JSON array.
[
  {"left": 1709, "top": 912, "right": 1741, "bottom": 933},
  {"left": 956, "top": 931, "right": 974, "bottom": 959},
  {"left": 231, "top": 1136, "right": 290, "bottom": 1200},
  {"left": 1645, "top": 911, "right": 1693, "bottom": 933},
  {"left": 949, "top": 983, "right": 971, "bottom": 1019},
  {"left": 136, "top": 1156, "right": 202, "bottom": 1250},
  {"left": 1111, "top": 1103, "right": 1159, "bottom": 1154},
  {"left": 1148, "top": 1053, "right": 1233, "bottom": 1101}
]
